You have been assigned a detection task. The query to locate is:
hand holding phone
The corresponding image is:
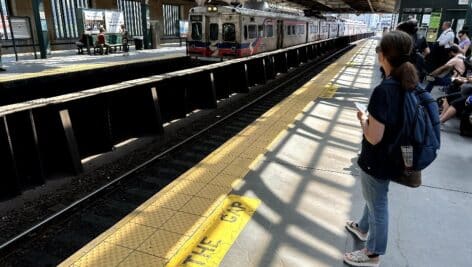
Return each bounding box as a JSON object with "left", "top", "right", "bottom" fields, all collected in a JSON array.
[{"left": 354, "top": 102, "right": 367, "bottom": 113}]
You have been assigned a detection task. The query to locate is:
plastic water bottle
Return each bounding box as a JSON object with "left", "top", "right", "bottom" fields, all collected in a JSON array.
[{"left": 401, "top": 145, "right": 413, "bottom": 169}]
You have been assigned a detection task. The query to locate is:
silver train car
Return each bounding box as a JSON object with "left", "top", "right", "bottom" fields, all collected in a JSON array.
[{"left": 187, "top": 6, "right": 367, "bottom": 59}]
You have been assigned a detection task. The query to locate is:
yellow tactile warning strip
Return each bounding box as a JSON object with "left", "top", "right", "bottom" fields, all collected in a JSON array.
[
  {"left": 0, "top": 53, "right": 184, "bottom": 83},
  {"left": 59, "top": 40, "right": 367, "bottom": 267},
  {"left": 167, "top": 195, "right": 261, "bottom": 266}
]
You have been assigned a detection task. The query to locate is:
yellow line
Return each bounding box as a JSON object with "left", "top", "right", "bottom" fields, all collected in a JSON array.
[
  {"left": 167, "top": 195, "right": 261, "bottom": 266},
  {"left": 0, "top": 53, "right": 185, "bottom": 83},
  {"left": 59, "top": 40, "right": 368, "bottom": 267}
]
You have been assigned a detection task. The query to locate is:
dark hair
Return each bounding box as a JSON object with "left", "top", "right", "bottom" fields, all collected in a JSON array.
[
  {"left": 459, "top": 30, "right": 468, "bottom": 36},
  {"left": 379, "top": 30, "right": 419, "bottom": 90},
  {"left": 396, "top": 20, "right": 418, "bottom": 35},
  {"left": 447, "top": 45, "right": 460, "bottom": 54}
]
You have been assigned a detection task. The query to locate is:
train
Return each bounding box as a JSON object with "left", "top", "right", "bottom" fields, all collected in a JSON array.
[{"left": 187, "top": 5, "right": 367, "bottom": 59}]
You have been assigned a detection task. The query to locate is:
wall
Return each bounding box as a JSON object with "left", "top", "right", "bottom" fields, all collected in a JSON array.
[
  {"left": 1, "top": 0, "right": 196, "bottom": 55},
  {"left": 398, "top": 0, "right": 469, "bottom": 35}
]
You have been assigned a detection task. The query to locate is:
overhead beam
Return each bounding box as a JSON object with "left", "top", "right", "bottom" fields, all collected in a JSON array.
[{"left": 367, "top": 0, "right": 375, "bottom": 12}]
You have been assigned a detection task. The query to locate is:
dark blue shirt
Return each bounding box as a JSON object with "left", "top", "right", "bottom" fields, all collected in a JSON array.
[{"left": 358, "top": 78, "right": 403, "bottom": 179}]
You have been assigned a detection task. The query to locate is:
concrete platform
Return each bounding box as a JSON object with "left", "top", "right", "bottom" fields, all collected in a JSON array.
[
  {"left": 60, "top": 38, "right": 472, "bottom": 267},
  {"left": 222, "top": 38, "right": 472, "bottom": 267},
  {"left": 0, "top": 45, "right": 185, "bottom": 82}
]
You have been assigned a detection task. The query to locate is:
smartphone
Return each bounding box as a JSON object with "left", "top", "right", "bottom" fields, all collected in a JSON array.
[{"left": 354, "top": 102, "right": 367, "bottom": 113}]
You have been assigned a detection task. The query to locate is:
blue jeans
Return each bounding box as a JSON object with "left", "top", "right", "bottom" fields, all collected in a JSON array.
[
  {"left": 425, "top": 74, "right": 452, "bottom": 92},
  {"left": 357, "top": 169, "right": 390, "bottom": 255}
]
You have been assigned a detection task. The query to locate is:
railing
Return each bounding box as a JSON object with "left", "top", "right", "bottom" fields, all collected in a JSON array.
[{"left": 0, "top": 33, "right": 373, "bottom": 199}]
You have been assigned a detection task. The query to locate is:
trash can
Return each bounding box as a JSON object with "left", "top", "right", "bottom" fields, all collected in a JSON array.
[{"left": 134, "top": 36, "right": 143, "bottom": 50}]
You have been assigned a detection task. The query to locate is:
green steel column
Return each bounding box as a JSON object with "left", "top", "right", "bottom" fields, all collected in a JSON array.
[
  {"left": 141, "top": 0, "right": 150, "bottom": 49},
  {"left": 465, "top": 0, "right": 472, "bottom": 34},
  {"left": 32, "top": 0, "right": 49, "bottom": 59}
]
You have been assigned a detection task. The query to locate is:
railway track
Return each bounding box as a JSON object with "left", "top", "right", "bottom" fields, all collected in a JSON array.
[{"left": 0, "top": 43, "right": 356, "bottom": 266}]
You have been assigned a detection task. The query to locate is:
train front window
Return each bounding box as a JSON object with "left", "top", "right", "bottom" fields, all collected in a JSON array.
[
  {"left": 258, "top": 25, "right": 264, "bottom": 37},
  {"left": 223, "top": 23, "right": 236, "bottom": 42},
  {"left": 192, "top": 23, "right": 202, "bottom": 40},
  {"left": 266, "top": 25, "right": 273, "bottom": 37},
  {"left": 210, "top": 23, "right": 219, "bottom": 41},
  {"left": 248, "top": 25, "right": 257, "bottom": 39}
]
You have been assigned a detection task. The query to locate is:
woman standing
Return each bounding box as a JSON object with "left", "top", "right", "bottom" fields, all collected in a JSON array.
[{"left": 344, "top": 31, "right": 419, "bottom": 267}]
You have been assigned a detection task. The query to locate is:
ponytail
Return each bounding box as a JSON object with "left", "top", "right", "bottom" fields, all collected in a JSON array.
[
  {"left": 379, "top": 31, "right": 420, "bottom": 90},
  {"left": 391, "top": 61, "right": 419, "bottom": 90}
]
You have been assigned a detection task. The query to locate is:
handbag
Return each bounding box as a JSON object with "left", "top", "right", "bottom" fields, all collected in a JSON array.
[{"left": 391, "top": 168, "right": 422, "bottom": 188}]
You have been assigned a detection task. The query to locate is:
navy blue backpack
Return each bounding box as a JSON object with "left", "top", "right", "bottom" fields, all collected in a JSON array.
[{"left": 385, "top": 80, "right": 441, "bottom": 171}]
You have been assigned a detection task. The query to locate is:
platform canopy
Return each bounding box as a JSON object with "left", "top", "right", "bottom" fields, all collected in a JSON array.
[
  {"left": 199, "top": 0, "right": 399, "bottom": 14},
  {"left": 279, "top": 0, "right": 399, "bottom": 13}
]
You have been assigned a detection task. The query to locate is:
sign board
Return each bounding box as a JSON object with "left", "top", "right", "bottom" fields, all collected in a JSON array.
[
  {"left": 421, "top": 14, "right": 431, "bottom": 26},
  {"left": 11, "top": 17, "right": 31, "bottom": 39},
  {"left": 179, "top": 20, "right": 188, "bottom": 38},
  {"left": 105, "top": 11, "right": 124, "bottom": 33},
  {"left": 426, "top": 11, "right": 442, "bottom": 42},
  {"left": 0, "top": 16, "right": 32, "bottom": 39},
  {"left": 80, "top": 9, "right": 124, "bottom": 34},
  {"left": 458, "top": 0, "right": 468, "bottom": 5},
  {"left": 456, "top": 19, "right": 465, "bottom": 33},
  {"left": 83, "top": 9, "right": 105, "bottom": 34}
]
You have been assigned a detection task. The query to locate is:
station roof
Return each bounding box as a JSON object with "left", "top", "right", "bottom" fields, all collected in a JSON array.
[
  {"left": 276, "top": 0, "right": 399, "bottom": 13},
  {"left": 201, "top": 0, "right": 399, "bottom": 14}
]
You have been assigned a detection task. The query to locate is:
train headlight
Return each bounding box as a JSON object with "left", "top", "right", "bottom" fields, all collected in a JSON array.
[
  {"left": 212, "top": 7, "right": 218, "bottom": 11},
  {"left": 207, "top": 6, "right": 211, "bottom": 11}
]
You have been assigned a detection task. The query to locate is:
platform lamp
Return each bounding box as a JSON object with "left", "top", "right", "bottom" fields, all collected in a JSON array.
[{"left": 465, "top": 0, "right": 472, "bottom": 36}]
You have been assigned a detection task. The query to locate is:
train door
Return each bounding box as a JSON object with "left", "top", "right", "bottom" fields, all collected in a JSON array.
[
  {"left": 276, "top": 20, "right": 283, "bottom": 49},
  {"left": 306, "top": 22, "right": 309, "bottom": 43},
  {"left": 206, "top": 15, "right": 220, "bottom": 57}
]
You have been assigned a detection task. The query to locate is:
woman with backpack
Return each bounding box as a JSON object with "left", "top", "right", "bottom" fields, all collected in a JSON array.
[{"left": 344, "top": 31, "right": 420, "bottom": 267}]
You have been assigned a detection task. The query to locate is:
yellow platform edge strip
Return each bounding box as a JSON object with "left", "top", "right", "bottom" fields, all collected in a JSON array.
[
  {"left": 0, "top": 53, "right": 185, "bottom": 83},
  {"left": 167, "top": 195, "right": 261, "bottom": 266},
  {"left": 59, "top": 40, "right": 368, "bottom": 267}
]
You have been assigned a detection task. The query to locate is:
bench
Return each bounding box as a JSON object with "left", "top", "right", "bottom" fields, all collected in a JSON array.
[{"left": 79, "top": 34, "right": 129, "bottom": 55}]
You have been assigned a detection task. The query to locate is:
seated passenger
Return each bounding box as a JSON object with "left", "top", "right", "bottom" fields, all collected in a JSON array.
[
  {"left": 76, "top": 32, "right": 87, "bottom": 54},
  {"left": 96, "top": 27, "right": 110, "bottom": 55},
  {"left": 425, "top": 45, "right": 465, "bottom": 92},
  {"left": 440, "top": 86, "right": 472, "bottom": 123},
  {"left": 457, "top": 30, "right": 471, "bottom": 56}
]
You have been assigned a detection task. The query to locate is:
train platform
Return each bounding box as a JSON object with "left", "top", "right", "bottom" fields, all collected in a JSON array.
[
  {"left": 0, "top": 44, "right": 185, "bottom": 83},
  {"left": 59, "top": 38, "right": 472, "bottom": 267}
]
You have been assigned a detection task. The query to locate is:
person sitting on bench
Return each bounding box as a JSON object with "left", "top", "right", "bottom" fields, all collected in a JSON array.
[
  {"left": 425, "top": 45, "right": 465, "bottom": 92},
  {"left": 96, "top": 27, "right": 110, "bottom": 55},
  {"left": 76, "top": 32, "right": 88, "bottom": 54}
]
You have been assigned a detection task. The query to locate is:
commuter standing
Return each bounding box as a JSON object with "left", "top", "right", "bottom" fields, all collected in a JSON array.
[
  {"left": 436, "top": 21, "right": 455, "bottom": 67},
  {"left": 120, "top": 24, "right": 130, "bottom": 56},
  {"left": 344, "top": 31, "right": 419, "bottom": 267},
  {"left": 396, "top": 19, "right": 430, "bottom": 80}
]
